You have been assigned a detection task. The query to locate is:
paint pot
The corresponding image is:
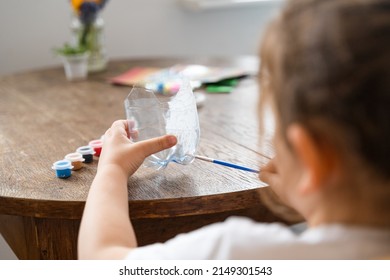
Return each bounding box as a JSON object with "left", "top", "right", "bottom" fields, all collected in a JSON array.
[
  {"left": 88, "top": 139, "right": 103, "bottom": 157},
  {"left": 52, "top": 159, "right": 73, "bottom": 179},
  {"left": 64, "top": 152, "right": 85, "bottom": 170},
  {"left": 76, "top": 146, "right": 95, "bottom": 163}
]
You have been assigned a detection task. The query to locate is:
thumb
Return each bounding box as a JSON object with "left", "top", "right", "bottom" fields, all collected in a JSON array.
[{"left": 134, "top": 135, "right": 177, "bottom": 158}]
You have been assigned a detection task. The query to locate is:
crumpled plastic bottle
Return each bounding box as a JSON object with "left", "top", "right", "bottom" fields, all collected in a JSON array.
[{"left": 124, "top": 79, "right": 200, "bottom": 170}]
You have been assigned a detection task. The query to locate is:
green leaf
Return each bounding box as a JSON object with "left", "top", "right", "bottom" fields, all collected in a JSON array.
[{"left": 54, "top": 43, "right": 88, "bottom": 56}]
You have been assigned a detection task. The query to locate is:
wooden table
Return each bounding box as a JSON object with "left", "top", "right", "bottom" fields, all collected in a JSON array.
[{"left": 0, "top": 57, "right": 280, "bottom": 260}]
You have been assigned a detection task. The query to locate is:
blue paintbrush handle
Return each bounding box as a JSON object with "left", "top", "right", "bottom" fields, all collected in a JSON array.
[
  {"left": 194, "top": 155, "right": 260, "bottom": 173},
  {"left": 213, "top": 159, "right": 259, "bottom": 173}
]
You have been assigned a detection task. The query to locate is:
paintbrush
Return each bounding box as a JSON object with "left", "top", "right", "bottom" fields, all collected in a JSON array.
[{"left": 194, "top": 155, "right": 260, "bottom": 173}]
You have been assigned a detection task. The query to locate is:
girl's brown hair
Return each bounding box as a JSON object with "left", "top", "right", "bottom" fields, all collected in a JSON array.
[{"left": 260, "top": 0, "right": 390, "bottom": 182}]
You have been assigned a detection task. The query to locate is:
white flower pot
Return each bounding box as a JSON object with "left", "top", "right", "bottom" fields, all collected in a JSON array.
[{"left": 61, "top": 52, "right": 89, "bottom": 81}]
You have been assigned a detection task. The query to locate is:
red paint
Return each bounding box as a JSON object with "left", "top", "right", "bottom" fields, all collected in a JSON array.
[{"left": 89, "top": 139, "right": 103, "bottom": 157}]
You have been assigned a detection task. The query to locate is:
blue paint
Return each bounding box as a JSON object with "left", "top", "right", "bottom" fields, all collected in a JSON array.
[
  {"left": 55, "top": 168, "right": 72, "bottom": 178},
  {"left": 52, "top": 159, "right": 73, "bottom": 179}
]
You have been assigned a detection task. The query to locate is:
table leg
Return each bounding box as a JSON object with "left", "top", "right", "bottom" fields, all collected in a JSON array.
[{"left": 0, "top": 214, "right": 79, "bottom": 260}]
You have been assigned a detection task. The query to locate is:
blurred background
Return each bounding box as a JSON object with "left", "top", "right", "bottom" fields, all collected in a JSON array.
[
  {"left": 0, "top": 0, "right": 282, "bottom": 76},
  {"left": 0, "top": 0, "right": 282, "bottom": 259}
]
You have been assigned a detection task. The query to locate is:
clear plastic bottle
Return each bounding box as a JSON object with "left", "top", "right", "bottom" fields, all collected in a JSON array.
[{"left": 124, "top": 79, "right": 200, "bottom": 170}]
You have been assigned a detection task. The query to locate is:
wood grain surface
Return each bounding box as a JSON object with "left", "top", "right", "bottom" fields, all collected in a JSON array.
[
  {"left": 0, "top": 57, "right": 274, "bottom": 217},
  {"left": 0, "top": 57, "right": 280, "bottom": 259}
]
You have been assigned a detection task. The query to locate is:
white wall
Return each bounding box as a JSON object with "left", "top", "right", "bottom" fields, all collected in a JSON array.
[{"left": 0, "top": 0, "right": 282, "bottom": 76}]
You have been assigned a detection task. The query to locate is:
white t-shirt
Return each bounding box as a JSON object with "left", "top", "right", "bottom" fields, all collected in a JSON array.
[{"left": 125, "top": 217, "right": 390, "bottom": 259}]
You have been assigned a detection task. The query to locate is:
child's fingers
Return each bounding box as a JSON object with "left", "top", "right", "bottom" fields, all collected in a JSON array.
[
  {"left": 259, "top": 159, "right": 280, "bottom": 187},
  {"left": 129, "top": 129, "right": 139, "bottom": 140},
  {"left": 259, "top": 170, "right": 280, "bottom": 187},
  {"left": 262, "top": 158, "right": 277, "bottom": 173},
  {"left": 127, "top": 119, "right": 139, "bottom": 140},
  {"left": 134, "top": 135, "right": 177, "bottom": 158},
  {"left": 127, "top": 120, "right": 137, "bottom": 139},
  {"left": 104, "top": 120, "right": 129, "bottom": 139},
  {"left": 111, "top": 120, "right": 129, "bottom": 135}
]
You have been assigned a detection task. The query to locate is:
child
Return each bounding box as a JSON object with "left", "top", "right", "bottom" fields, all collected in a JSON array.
[{"left": 78, "top": 0, "right": 390, "bottom": 259}]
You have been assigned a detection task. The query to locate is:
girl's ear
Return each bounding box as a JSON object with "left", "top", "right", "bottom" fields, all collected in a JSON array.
[{"left": 286, "top": 124, "right": 336, "bottom": 195}]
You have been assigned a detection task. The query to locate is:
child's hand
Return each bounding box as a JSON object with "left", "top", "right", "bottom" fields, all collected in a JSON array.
[
  {"left": 97, "top": 120, "right": 177, "bottom": 176},
  {"left": 259, "top": 158, "right": 280, "bottom": 188},
  {"left": 259, "top": 158, "right": 304, "bottom": 222}
]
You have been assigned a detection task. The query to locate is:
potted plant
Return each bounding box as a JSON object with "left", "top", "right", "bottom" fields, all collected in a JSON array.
[
  {"left": 70, "top": 0, "right": 109, "bottom": 72},
  {"left": 55, "top": 43, "right": 89, "bottom": 81},
  {"left": 54, "top": 0, "right": 109, "bottom": 80}
]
